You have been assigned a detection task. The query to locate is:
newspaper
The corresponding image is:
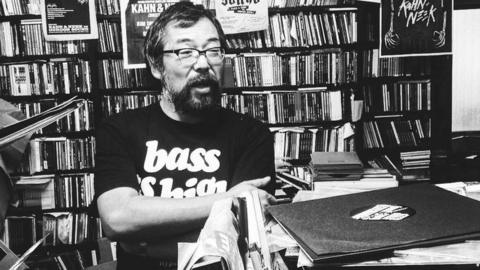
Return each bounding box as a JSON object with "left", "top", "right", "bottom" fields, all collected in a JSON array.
[
  {"left": 178, "top": 198, "right": 244, "bottom": 270},
  {"left": 0, "top": 97, "right": 86, "bottom": 148}
]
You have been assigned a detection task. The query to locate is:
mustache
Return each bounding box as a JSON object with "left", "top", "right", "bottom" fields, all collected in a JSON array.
[{"left": 185, "top": 74, "right": 219, "bottom": 89}]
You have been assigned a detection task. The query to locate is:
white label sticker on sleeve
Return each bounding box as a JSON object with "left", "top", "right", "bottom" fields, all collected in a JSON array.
[{"left": 351, "top": 204, "right": 415, "bottom": 221}]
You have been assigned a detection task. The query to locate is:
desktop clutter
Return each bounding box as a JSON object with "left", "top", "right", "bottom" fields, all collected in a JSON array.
[{"left": 180, "top": 152, "right": 480, "bottom": 270}]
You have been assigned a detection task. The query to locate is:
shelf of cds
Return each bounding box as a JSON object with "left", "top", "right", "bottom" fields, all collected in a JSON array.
[
  {"left": 0, "top": 2, "right": 101, "bottom": 268},
  {"left": 354, "top": 2, "right": 449, "bottom": 183}
]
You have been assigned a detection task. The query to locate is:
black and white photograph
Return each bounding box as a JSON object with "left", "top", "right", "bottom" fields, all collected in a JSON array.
[{"left": 1, "top": 0, "right": 480, "bottom": 269}]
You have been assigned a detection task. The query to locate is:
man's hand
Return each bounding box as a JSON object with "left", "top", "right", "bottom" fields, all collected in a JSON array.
[{"left": 228, "top": 176, "right": 277, "bottom": 209}]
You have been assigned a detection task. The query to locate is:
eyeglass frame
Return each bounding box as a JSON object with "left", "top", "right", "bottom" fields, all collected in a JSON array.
[{"left": 162, "top": 47, "right": 225, "bottom": 66}]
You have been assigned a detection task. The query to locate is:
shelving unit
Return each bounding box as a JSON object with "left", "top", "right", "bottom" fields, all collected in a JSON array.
[
  {"left": 355, "top": 2, "right": 452, "bottom": 183},
  {"left": 0, "top": 3, "right": 100, "bottom": 269}
]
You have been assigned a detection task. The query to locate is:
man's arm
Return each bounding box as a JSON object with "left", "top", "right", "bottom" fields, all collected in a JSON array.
[{"left": 96, "top": 176, "right": 273, "bottom": 242}]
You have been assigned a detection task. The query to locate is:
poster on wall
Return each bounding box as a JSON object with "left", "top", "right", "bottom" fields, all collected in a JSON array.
[
  {"left": 380, "top": 0, "right": 452, "bottom": 57},
  {"left": 215, "top": 0, "right": 268, "bottom": 34},
  {"left": 120, "top": 0, "right": 183, "bottom": 69},
  {"left": 41, "top": 0, "right": 98, "bottom": 41}
]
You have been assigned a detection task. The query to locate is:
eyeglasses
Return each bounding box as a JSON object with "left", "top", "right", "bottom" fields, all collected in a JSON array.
[{"left": 162, "top": 47, "right": 225, "bottom": 66}]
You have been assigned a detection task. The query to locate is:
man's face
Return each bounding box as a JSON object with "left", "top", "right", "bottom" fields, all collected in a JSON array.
[{"left": 152, "top": 17, "right": 224, "bottom": 113}]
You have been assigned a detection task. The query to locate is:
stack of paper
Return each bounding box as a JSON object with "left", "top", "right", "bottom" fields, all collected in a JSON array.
[
  {"left": 312, "top": 168, "right": 398, "bottom": 191},
  {"left": 309, "top": 152, "right": 363, "bottom": 181}
]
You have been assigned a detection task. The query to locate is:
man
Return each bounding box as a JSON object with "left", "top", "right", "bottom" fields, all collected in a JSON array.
[{"left": 94, "top": 2, "right": 276, "bottom": 269}]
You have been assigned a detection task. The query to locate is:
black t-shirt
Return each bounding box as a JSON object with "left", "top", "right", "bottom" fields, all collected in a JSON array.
[{"left": 94, "top": 103, "right": 275, "bottom": 268}]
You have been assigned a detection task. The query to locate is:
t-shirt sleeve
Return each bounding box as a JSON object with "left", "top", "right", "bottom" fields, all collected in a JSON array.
[
  {"left": 94, "top": 116, "right": 139, "bottom": 197},
  {"left": 230, "top": 119, "right": 276, "bottom": 195}
]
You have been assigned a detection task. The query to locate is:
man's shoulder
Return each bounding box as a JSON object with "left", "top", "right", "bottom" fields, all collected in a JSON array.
[
  {"left": 218, "top": 107, "right": 267, "bottom": 129},
  {"left": 99, "top": 104, "right": 157, "bottom": 133},
  {"left": 103, "top": 104, "right": 156, "bottom": 124},
  {"left": 217, "top": 108, "right": 271, "bottom": 138}
]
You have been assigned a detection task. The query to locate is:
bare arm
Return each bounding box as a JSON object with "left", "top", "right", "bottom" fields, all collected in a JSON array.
[{"left": 97, "top": 176, "right": 274, "bottom": 242}]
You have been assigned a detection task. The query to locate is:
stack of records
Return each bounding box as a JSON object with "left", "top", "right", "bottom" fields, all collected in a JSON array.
[
  {"left": 268, "top": 184, "right": 480, "bottom": 265},
  {"left": 310, "top": 152, "right": 363, "bottom": 182},
  {"left": 400, "top": 150, "right": 431, "bottom": 181}
]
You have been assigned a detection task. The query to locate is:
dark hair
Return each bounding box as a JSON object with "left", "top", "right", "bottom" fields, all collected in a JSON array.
[{"left": 144, "top": 1, "right": 227, "bottom": 71}]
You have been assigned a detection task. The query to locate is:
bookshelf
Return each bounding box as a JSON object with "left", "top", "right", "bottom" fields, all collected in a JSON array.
[
  {"left": 355, "top": 2, "right": 452, "bottom": 183},
  {"left": 0, "top": 2, "right": 102, "bottom": 269}
]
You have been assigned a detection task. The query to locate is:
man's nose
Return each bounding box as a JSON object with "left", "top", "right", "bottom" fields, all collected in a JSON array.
[{"left": 193, "top": 54, "right": 210, "bottom": 70}]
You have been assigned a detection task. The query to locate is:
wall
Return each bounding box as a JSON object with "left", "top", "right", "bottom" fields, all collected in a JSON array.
[{"left": 452, "top": 8, "right": 480, "bottom": 132}]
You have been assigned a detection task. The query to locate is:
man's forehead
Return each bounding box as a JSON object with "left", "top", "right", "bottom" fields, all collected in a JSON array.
[{"left": 164, "top": 18, "right": 220, "bottom": 43}]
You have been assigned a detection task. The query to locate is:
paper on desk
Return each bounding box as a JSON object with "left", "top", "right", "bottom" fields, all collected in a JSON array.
[
  {"left": 178, "top": 198, "right": 244, "bottom": 270},
  {"left": 436, "top": 182, "right": 480, "bottom": 201},
  {"left": 266, "top": 220, "right": 297, "bottom": 253},
  {"left": 393, "top": 240, "right": 480, "bottom": 263}
]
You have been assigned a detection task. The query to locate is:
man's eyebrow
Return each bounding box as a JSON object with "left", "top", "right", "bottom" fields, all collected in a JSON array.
[{"left": 174, "top": 37, "right": 220, "bottom": 44}]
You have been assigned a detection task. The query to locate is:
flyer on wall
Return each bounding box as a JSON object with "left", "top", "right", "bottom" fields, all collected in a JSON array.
[
  {"left": 41, "top": 0, "right": 98, "bottom": 41},
  {"left": 215, "top": 0, "right": 268, "bottom": 34},
  {"left": 120, "top": 0, "right": 187, "bottom": 69},
  {"left": 380, "top": 0, "right": 452, "bottom": 57}
]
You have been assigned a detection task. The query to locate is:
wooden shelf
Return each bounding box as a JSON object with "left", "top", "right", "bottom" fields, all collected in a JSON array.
[
  {"left": 0, "top": 14, "right": 40, "bottom": 22},
  {"left": 30, "top": 130, "right": 94, "bottom": 139},
  {"left": 0, "top": 53, "right": 90, "bottom": 62},
  {"left": 0, "top": 93, "right": 93, "bottom": 102},
  {"left": 362, "top": 111, "right": 432, "bottom": 120}
]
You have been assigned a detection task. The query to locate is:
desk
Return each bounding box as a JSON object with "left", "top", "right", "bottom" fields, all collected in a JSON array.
[{"left": 278, "top": 249, "right": 480, "bottom": 270}]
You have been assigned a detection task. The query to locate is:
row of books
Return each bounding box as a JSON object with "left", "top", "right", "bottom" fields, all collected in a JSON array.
[
  {"left": 310, "top": 151, "right": 363, "bottom": 181},
  {"left": 284, "top": 165, "right": 312, "bottom": 183},
  {"left": 362, "top": 80, "right": 432, "bottom": 113},
  {"left": 270, "top": 10, "right": 356, "bottom": 48},
  {"left": 95, "top": 0, "right": 354, "bottom": 16},
  {"left": 361, "top": 49, "right": 432, "bottom": 78},
  {"left": 51, "top": 249, "right": 97, "bottom": 270},
  {"left": 42, "top": 212, "right": 102, "bottom": 246},
  {"left": 0, "top": 61, "right": 92, "bottom": 96},
  {"left": 268, "top": 0, "right": 354, "bottom": 7},
  {"left": 2, "top": 213, "right": 103, "bottom": 254},
  {"left": 272, "top": 123, "right": 356, "bottom": 155},
  {"left": 363, "top": 119, "right": 431, "bottom": 149},
  {"left": 2, "top": 214, "right": 102, "bottom": 253},
  {"left": 15, "top": 100, "right": 94, "bottom": 133},
  {"left": 401, "top": 150, "right": 431, "bottom": 170},
  {"left": 102, "top": 94, "right": 161, "bottom": 117},
  {"left": 367, "top": 154, "right": 402, "bottom": 177},
  {"left": 225, "top": 10, "right": 356, "bottom": 49},
  {"left": 227, "top": 50, "right": 357, "bottom": 87},
  {"left": 96, "top": 0, "right": 120, "bottom": 15},
  {"left": 0, "top": 20, "right": 89, "bottom": 57},
  {"left": 98, "top": 59, "right": 149, "bottom": 89},
  {"left": 15, "top": 173, "right": 95, "bottom": 209},
  {"left": 17, "top": 137, "right": 96, "bottom": 174},
  {"left": 97, "top": 21, "right": 122, "bottom": 53},
  {"left": 0, "top": 0, "right": 41, "bottom": 16},
  {"left": 221, "top": 89, "right": 344, "bottom": 124},
  {"left": 201, "top": 0, "right": 354, "bottom": 9},
  {"left": 97, "top": 12, "right": 356, "bottom": 52}
]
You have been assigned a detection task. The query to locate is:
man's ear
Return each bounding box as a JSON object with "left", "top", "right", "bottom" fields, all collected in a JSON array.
[
  {"left": 150, "top": 65, "right": 163, "bottom": 80},
  {"left": 146, "top": 56, "right": 163, "bottom": 80}
]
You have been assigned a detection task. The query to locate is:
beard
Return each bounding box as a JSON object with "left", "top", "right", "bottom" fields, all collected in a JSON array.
[{"left": 162, "top": 73, "right": 221, "bottom": 114}]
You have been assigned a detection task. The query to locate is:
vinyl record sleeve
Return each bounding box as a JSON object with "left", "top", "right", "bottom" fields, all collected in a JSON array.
[{"left": 267, "top": 184, "right": 480, "bottom": 263}]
